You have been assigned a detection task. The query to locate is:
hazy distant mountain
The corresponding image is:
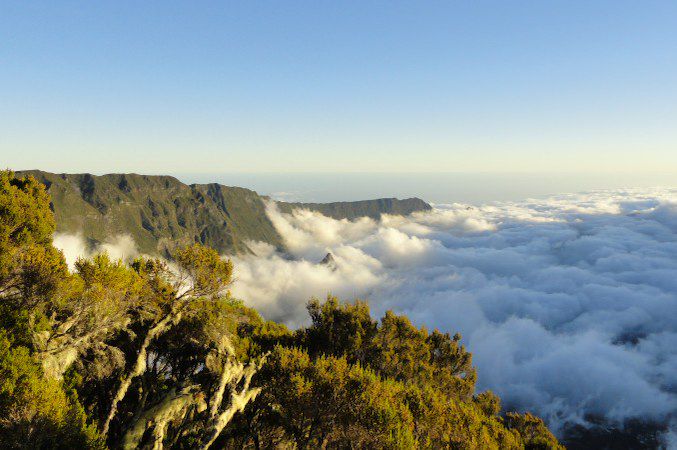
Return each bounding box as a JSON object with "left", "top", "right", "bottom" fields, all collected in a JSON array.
[
  {"left": 18, "top": 170, "right": 431, "bottom": 256},
  {"left": 277, "top": 197, "right": 431, "bottom": 220}
]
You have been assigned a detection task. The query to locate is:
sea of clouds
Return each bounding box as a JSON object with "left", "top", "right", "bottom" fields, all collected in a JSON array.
[
  {"left": 54, "top": 188, "right": 677, "bottom": 435},
  {"left": 231, "top": 188, "right": 677, "bottom": 434}
]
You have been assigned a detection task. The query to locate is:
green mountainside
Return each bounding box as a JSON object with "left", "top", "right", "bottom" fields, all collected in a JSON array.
[{"left": 18, "top": 170, "right": 431, "bottom": 256}]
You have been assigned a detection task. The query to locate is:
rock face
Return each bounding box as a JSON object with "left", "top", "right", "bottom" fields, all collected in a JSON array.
[
  {"left": 18, "top": 170, "right": 432, "bottom": 256},
  {"left": 318, "top": 253, "right": 337, "bottom": 270}
]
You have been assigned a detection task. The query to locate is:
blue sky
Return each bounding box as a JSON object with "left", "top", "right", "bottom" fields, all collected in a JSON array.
[{"left": 2, "top": 1, "right": 676, "bottom": 174}]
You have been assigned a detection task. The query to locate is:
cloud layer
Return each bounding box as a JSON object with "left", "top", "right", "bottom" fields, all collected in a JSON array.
[
  {"left": 230, "top": 189, "right": 677, "bottom": 432},
  {"left": 54, "top": 233, "right": 139, "bottom": 268}
]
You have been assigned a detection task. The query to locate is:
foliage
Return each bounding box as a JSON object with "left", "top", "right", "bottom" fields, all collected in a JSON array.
[
  {"left": 0, "top": 319, "right": 102, "bottom": 449},
  {"left": 173, "top": 243, "right": 234, "bottom": 299},
  {"left": 505, "top": 413, "right": 564, "bottom": 450},
  {"left": 224, "top": 296, "right": 563, "bottom": 449}
]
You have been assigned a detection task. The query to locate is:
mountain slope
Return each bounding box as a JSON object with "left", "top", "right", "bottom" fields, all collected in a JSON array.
[
  {"left": 18, "top": 170, "right": 431, "bottom": 256},
  {"left": 277, "top": 197, "right": 432, "bottom": 220}
]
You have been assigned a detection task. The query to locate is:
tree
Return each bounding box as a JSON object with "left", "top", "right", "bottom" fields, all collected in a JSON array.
[
  {"left": 0, "top": 331, "right": 102, "bottom": 449},
  {"left": 100, "top": 244, "right": 264, "bottom": 450},
  {"left": 35, "top": 253, "right": 142, "bottom": 379},
  {"left": 505, "top": 413, "right": 565, "bottom": 450},
  {"left": 0, "top": 170, "right": 67, "bottom": 340},
  {"left": 237, "top": 346, "right": 416, "bottom": 449},
  {"left": 303, "top": 295, "right": 377, "bottom": 364},
  {"left": 224, "top": 298, "right": 563, "bottom": 450}
]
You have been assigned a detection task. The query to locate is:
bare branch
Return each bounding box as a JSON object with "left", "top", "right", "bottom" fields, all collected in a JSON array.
[
  {"left": 121, "top": 385, "right": 200, "bottom": 450},
  {"left": 102, "top": 308, "right": 184, "bottom": 436},
  {"left": 200, "top": 354, "right": 267, "bottom": 450}
]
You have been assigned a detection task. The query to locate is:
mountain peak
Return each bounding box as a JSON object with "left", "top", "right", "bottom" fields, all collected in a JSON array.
[{"left": 319, "top": 252, "right": 337, "bottom": 270}]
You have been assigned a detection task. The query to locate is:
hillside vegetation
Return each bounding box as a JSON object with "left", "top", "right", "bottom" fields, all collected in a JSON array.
[
  {"left": 0, "top": 171, "right": 562, "bottom": 449},
  {"left": 18, "top": 170, "right": 430, "bottom": 256}
]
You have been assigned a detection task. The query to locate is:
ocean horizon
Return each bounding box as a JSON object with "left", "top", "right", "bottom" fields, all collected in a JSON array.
[{"left": 175, "top": 171, "right": 677, "bottom": 204}]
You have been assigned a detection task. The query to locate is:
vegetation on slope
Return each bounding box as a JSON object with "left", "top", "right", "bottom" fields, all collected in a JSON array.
[{"left": 0, "top": 171, "right": 561, "bottom": 449}]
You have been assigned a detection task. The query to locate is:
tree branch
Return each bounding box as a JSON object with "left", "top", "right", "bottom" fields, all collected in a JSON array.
[{"left": 102, "top": 308, "right": 184, "bottom": 436}]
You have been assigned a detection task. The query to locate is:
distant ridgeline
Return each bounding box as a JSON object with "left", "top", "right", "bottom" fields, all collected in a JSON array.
[{"left": 18, "top": 170, "right": 431, "bottom": 256}]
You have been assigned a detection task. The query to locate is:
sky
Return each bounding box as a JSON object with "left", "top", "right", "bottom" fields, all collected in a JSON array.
[{"left": 2, "top": 1, "right": 677, "bottom": 175}]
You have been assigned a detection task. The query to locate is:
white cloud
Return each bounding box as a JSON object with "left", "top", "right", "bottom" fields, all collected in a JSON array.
[
  {"left": 53, "top": 233, "right": 139, "bottom": 268},
  {"left": 98, "top": 234, "right": 138, "bottom": 262},
  {"left": 53, "top": 233, "right": 90, "bottom": 268},
  {"left": 229, "top": 188, "right": 677, "bottom": 434}
]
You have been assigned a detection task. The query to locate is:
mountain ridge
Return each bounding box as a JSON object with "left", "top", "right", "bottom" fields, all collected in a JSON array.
[{"left": 17, "top": 170, "right": 431, "bottom": 256}]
